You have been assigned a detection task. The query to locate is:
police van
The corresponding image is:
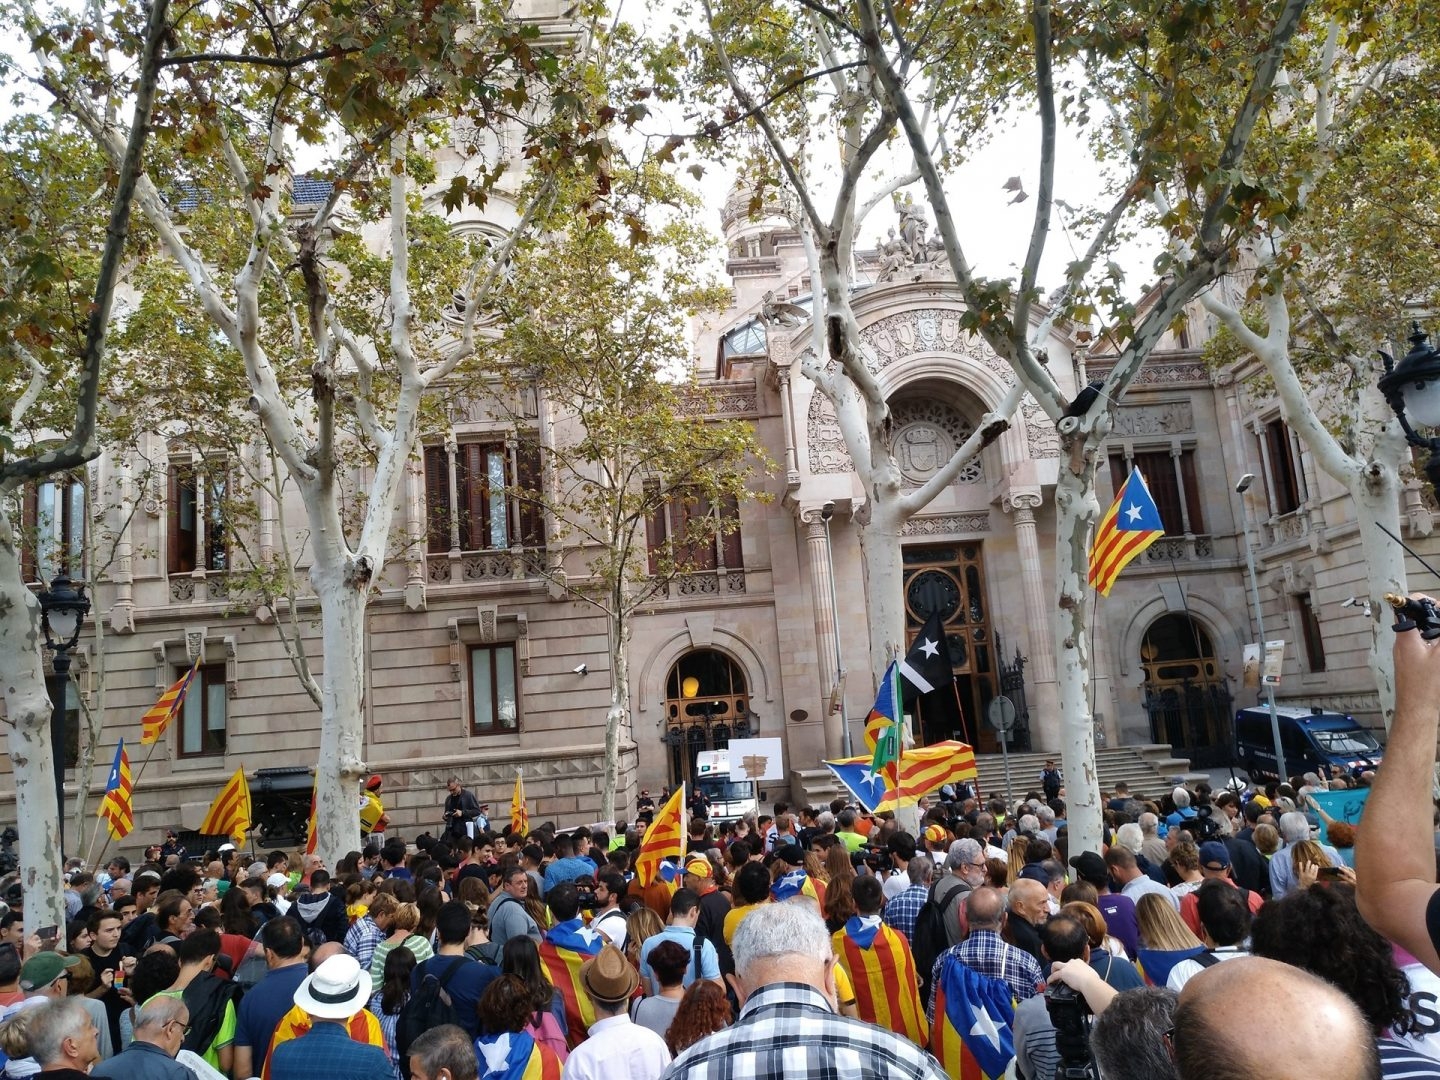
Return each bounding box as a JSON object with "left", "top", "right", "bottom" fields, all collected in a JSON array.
[
  {"left": 1233, "top": 705, "right": 1383, "bottom": 783},
  {"left": 694, "top": 750, "right": 759, "bottom": 820}
]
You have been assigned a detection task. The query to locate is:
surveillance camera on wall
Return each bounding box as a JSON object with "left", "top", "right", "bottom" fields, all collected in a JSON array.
[{"left": 573, "top": 663, "right": 588, "bottom": 676}]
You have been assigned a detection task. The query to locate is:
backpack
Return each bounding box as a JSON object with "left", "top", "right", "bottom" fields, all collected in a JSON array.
[
  {"left": 912, "top": 880, "right": 966, "bottom": 1002},
  {"left": 397, "top": 956, "right": 465, "bottom": 1074},
  {"left": 181, "top": 975, "right": 240, "bottom": 1057},
  {"left": 524, "top": 1008, "right": 568, "bottom": 1063}
]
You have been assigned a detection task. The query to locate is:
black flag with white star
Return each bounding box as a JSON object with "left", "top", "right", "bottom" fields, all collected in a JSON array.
[{"left": 898, "top": 611, "right": 967, "bottom": 744}]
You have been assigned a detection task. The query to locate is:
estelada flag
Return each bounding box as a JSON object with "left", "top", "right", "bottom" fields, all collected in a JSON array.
[
  {"left": 304, "top": 781, "right": 318, "bottom": 856},
  {"left": 474, "top": 1030, "right": 562, "bottom": 1080},
  {"left": 866, "top": 661, "right": 903, "bottom": 798},
  {"left": 930, "top": 959, "right": 1016, "bottom": 1080},
  {"left": 96, "top": 739, "right": 134, "bottom": 841},
  {"left": 538, "top": 922, "right": 604, "bottom": 1049},
  {"left": 1089, "top": 467, "right": 1165, "bottom": 596},
  {"left": 833, "top": 916, "right": 928, "bottom": 1046},
  {"left": 511, "top": 770, "right": 529, "bottom": 836},
  {"left": 635, "top": 785, "right": 684, "bottom": 887},
  {"left": 140, "top": 656, "right": 202, "bottom": 745},
  {"left": 199, "top": 766, "right": 251, "bottom": 846},
  {"left": 826, "top": 740, "right": 978, "bottom": 813}
]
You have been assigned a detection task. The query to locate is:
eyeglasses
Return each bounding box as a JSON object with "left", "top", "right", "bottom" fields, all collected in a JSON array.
[{"left": 166, "top": 1019, "right": 191, "bottom": 1035}]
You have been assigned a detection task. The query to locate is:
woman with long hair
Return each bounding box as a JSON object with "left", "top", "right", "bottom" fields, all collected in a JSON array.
[
  {"left": 368, "top": 901, "right": 433, "bottom": 992},
  {"left": 821, "top": 849, "right": 857, "bottom": 933},
  {"left": 455, "top": 876, "right": 490, "bottom": 914},
  {"left": 522, "top": 876, "right": 548, "bottom": 933},
  {"left": 375, "top": 945, "right": 415, "bottom": 1080},
  {"left": 475, "top": 975, "right": 565, "bottom": 1078},
  {"left": 1007, "top": 836, "right": 1030, "bottom": 885},
  {"left": 665, "top": 980, "right": 732, "bottom": 1057},
  {"left": 1290, "top": 838, "right": 1334, "bottom": 883},
  {"left": 501, "top": 935, "right": 568, "bottom": 1058},
  {"left": 415, "top": 885, "right": 444, "bottom": 944},
  {"left": 1134, "top": 892, "right": 1206, "bottom": 988},
  {"left": 624, "top": 907, "right": 665, "bottom": 972}
]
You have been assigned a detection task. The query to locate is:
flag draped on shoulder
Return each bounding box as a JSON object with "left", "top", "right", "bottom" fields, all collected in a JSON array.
[
  {"left": 771, "top": 866, "right": 824, "bottom": 904},
  {"left": 635, "top": 785, "right": 685, "bottom": 887},
  {"left": 833, "top": 917, "right": 928, "bottom": 1046},
  {"left": 539, "top": 922, "right": 605, "bottom": 1048},
  {"left": 96, "top": 740, "right": 134, "bottom": 841},
  {"left": 1137, "top": 946, "right": 1209, "bottom": 988},
  {"left": 199, "top": 767, "right": 251, "bottom": 846},
  {"left": 475, "top": 1030, "right": 562, "bottom": 1080},
  {"left": 511, "top": 771, "right": 529, "bottom": 837},
  {"left": 930, "top": 960, "right": 1016, "bottom": 1080},
  {"left": 140, "top": 656, "right": 201, "bottom": 745},
  {"left": 1089, "top": 468, "right": 1165, "bottom": 596}
]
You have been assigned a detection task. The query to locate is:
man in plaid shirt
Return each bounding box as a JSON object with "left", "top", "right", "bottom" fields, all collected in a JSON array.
[
  {"left": 927, "top": 887, "right": 1043, "bottom": 1024},
  {"left": 882, "top": 854, "right": 934, "bottom": 942},
  {"left": 663, "top": 901, "right": 946, "bottom": 1080}
]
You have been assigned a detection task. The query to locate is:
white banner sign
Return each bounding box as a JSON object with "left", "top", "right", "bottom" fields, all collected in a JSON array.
[{"left": 727, "top": 737, "right": 784, "bottom": 782}]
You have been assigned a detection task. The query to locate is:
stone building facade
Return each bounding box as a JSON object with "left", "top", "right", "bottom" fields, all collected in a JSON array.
[{"left": 5, "top": 171, "right": 1436, "bottom": 855}]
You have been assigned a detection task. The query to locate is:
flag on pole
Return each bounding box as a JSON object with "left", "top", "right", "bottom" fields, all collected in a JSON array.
[
  {"left": 827, "top": 740, "right": 978, "bottom": 812},
  {"left": 1089, "top": 468, "right": 1166, "bottom": 596},
  {"left": 140, "top": 656, "right": 202, "bottom": 745},
  {"left": 899, "top": 611, "right": 967, "bottom": 742},
  {"left": 635, "top": 785, "right": 685, "bottom": 887},
  {"left": 511, "top": 770, "right": 529, "bottom": 837},
  {"left": 304, "top": 781, "right": 318, "bottom": 855},
  {"left": 199, "top": 767, "right": 252, "bottom": 846},
  {"left": 867, "top": 662, "right": 903, "bottom": 798},
  {"left": 96, "top": 739, "right": 134, "bottom": 840}
]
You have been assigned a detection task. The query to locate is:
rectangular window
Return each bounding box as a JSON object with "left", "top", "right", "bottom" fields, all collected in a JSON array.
[
  {"left": 178, "top": 664, "right": 227, "bottom": 757},
  {"left": 1107, "top": 452, "right": 1203, "bottom": 536},
  {"left": 1264, "top": 419, "right": 1304, "bottom": 515},
  {"left": 643, "top": 488, "right": 744, "bottom": 573},
  {"left": 470, "top": 644, "right": 519, "bottom": 735},
  {"left": 424, "top": 440, "right": 546, "bottom": 555},
  {"left": 21, "top": 477, "right": 85, "bottom": 583},
  {"left": 1297, "top": 592, "right": 1327, "bottom": 672},
  {"left": 168, "top": 463, "right": 227, "bottom": 574}
]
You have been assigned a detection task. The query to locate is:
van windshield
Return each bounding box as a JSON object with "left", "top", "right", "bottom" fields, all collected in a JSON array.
[
  {"left": 699, "top": 778, "right": 754, "bottom": 803},
  {"left": 1312, "top": 729, "right": 1381, "bottom": 755}
]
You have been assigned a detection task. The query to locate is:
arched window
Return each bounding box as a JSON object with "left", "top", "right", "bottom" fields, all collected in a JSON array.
[
  {"left": 1140, "top": 614, "right": 1231, "bottom": 764},
  {"left": 662, "top": 650, "right": 750, "bottom": 788}
]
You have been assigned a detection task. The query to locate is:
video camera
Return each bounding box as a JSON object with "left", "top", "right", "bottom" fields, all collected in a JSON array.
[
  {"left": 1044, "top": 981, "right": 1098, "bottom": 1080},
  {"left": 854, "top": 845, "right": 893, "bottom": 875}
]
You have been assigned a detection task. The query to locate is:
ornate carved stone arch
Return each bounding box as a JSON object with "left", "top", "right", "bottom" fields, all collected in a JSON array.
[
  {"left": 1113, "top": 595, "right": 1244, "bottom": 688},
  {"left": 637, "top": 618, "right": 773, "bottom": 716}
]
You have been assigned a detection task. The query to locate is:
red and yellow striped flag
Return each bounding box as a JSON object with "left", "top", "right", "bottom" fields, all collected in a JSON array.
[
  {"left": 511, "top": 770, "right": 529, "bottom": 836},
  {"left": 96, "top": 739, "right": 134, "bottom": 841},
  {"left": 1088, "top": 468, "right": 1165, "bottom": 596},
  {"left": 538, "top": 926, "right": 604, "bottom": 1047},
  {"left": 304, "top": 781, "right": 318, "bottom": 855},
  {"left": 833, "top": 918, "right": 929, "bottom": 1046},
  {"left": 140, "top": 656, "right": 202, "bottom": 745},
  {"left": 199, "top": 766, "right": 251, "bottom": 846},
  {"left": 634, "top": 784, "right": 684, "bottom": 887}
]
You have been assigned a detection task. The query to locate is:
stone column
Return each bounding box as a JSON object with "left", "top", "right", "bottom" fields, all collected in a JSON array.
[
  {"left": 803, "top": 510, "right": 844, "bottom": 759},
  {"left": 778, "top": 367, "right": 800, "bottom": 487},
  {"left": 108, "top": 456, "right": 135, "bottom": 633},
  {"left": 1005, "top": 489, "right": 1059, "bottom": 749}
]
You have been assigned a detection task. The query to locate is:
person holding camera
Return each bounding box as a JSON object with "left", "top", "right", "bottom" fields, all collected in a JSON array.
[{"left": 1013, "top": 915, "right": 1092, "bottom": 1080}]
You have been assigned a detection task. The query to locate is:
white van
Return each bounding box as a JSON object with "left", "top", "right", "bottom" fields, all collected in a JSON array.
[{"left": 694, "top": 750, "right": 759, "bottom": 820}]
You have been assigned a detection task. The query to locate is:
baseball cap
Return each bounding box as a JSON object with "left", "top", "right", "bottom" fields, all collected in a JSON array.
[
  {"left": 923, "top": 824, "right": 948, "bottom": 846},
  {"left": 19, "top": 952, "right": 80, "bottom": 991},
  {"left": 266, "top": 872, "right": 290, "bottom": 890},
  {"left": 775, "top": 844, "right": 805, "bottom": 867},
  {"left": 1198, "top": 841, "right": 1232, "bottom": 870},
  {"left": 684, "top": 857, "right": 713, "bottom": 879}
]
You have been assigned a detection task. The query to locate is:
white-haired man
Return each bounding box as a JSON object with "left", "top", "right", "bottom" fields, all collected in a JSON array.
[
  {"left": 27, "top": 998, "right": 101, "bottom": 1080},
  {"left": 1138, "top": 812, "right": 1169, "bottom": 867},
  {"left": 91, "top": 996, "right": 191, "bottom": 1080},
  {"left": 661, "top": 901, "right": 946, "bottom": 1080},
  {"left": 1270, "top": 811, "right": 1343, "bottom": 898}
]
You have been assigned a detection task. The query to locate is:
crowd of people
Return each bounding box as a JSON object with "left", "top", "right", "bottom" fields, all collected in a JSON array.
[{"left": 4, "top": 626, "right": 1440, "bottom": 1080}]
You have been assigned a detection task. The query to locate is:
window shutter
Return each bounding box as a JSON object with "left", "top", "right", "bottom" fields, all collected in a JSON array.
[
  {"left": 465, "top": 443, "right": 488, "bottom": 550},
  {"left": 720, "top": 494, "right": 743, "bottom": 569},
  {"left": 511, "top": 439, "right": 545, "bottom": 548},
  {"left": 423, "top": 446, "right": 450, "bottom": 554},
  {"left": 1179, "top": 451, "right": 1204, "bottom": 533},
  {"left": 168, "top": 464, "right": 197, "bottom": 575},
  {"left": 20, "top": 486, "right": 36, "bottom": 583},
  {"left": 644, "top": 482, "right": 666, "bottom": 576}
]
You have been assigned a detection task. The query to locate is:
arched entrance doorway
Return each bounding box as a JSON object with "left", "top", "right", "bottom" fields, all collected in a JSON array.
[
  {"left": 662, "top": 650, "right": 754, "bottom": 789},
  {"left": 1140, "top": 614, "right": 1233, "bottom": 766}
]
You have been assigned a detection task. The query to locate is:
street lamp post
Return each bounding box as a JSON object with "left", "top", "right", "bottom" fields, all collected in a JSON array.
[
  {"left": 1379, "top": 323, "right": 1440, "bottom": 489},
  {"left": 820, "top": 501, "right": 851, "bottom": 757},
  {"left": 1234, "top": 474, "right": 1288, "bottom": 784},
  {"left": 37, "top": 571, "right": 91, "bottom": 858}
]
